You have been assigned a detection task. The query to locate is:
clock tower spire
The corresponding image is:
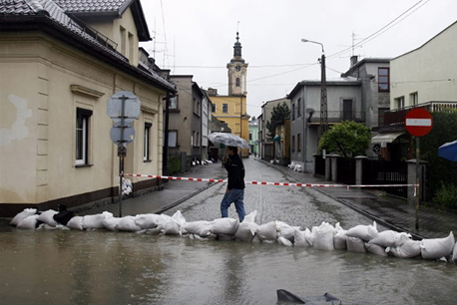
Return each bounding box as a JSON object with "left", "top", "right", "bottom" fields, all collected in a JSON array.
[{"left": 227, "top": 32, "right": 248, "bottom": 96}]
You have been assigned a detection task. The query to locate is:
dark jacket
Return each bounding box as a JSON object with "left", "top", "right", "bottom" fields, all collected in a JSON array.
[{"left": 225, "top": 153, "right": 245, "bottom": 190}]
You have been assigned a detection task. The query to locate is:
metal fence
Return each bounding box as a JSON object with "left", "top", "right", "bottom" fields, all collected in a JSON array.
[
  {"left": 362, "top": 159, "right": 408, "bottom": 198},
  {"left": 315, "top": 155, "right": 325, "bottom": 176},
  {"left": 336, "top": 158, "right": 356, "bottom": 185}
]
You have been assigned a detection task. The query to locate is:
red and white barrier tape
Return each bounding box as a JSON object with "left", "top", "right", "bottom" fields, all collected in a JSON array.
[{"left": 124, "top": 173, "right": 418, "bottom": 190}]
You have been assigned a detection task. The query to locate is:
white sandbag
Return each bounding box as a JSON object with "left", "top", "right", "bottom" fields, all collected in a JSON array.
[
  {"left": 420, "top": 232, "right": 455, "bottom": 260},
  {"left": 387, "top": 239, "right": 421, "bottom": 258},
  {"left": 368, "top": 230, "right": 411, "bottom": 247},
  {"left": 211, "top": 218, "right": 239, "bottom": 235},
  {"left": 83, "top": 212, "right": 113, "bottom": 230},
  {"left": 312, "top": 222, "right": 335, "bottom": 251},
  {"left": 10, "top": 208, "right": 38, "bottom": 226},
  {"left": 345, "top": 221, "right": 378, "bottom": 242},
  {"left": 117, "top": 216, "right": 141, "bottom": 231},
  {"left": 161, "top": 219, "right": 181, "bottom": 235},
  {"left": 67, "top": 216, "right": 84, "bottom": 230},
  {"left": 134, "top": 213, "right": 161, "bottom": 229},
  {"left": 171, "top": 210, "right": 186, "bottom": 227},
  {"left": 234, "top": 211, "right": 259, "bottom": 242},
  {"left": 333, "top": 223, "right": 347, "bottom": 250},
  {"left": 346, "top": 236, "right": 366, "bottom": 253},
  {"left": 365, "top": 243, "right": 388, "bottom": 257},
  {"left": 183, "top": 221, "right": 213, "bottom": 237},
  {"left": 17, "top": 215, "right": 40, "bottom": 230},
  {"left": 257, "top": 221, "right": 277, "bottom": 242},
  {"left": 452, "top": 242, "right": 457, "bottom": 263},
  {"left": 276, "top": 221, "right": 300, "bottom": 242},
  {"left": 277, "top": 236, "right": 293, "bottom": 246},
  {"left": 36, "top": 209, "right": 58, "bottom": 227},
  {"left": 103, "top": 217, "right": 121, "bottom": 231},
  {"left": 294, "top": 228, "right": 312, "bottom": 247}
]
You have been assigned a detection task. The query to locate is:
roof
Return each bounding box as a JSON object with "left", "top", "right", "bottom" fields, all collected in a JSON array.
[
  {"left": 341, "top": 58, "right": 391, "bottom": 77},
  {"left": 287, "top": 77, "right": 361, "bottom": 98},
  {"left": 0, "top": 0, "right": 174, "bottom": 92}
]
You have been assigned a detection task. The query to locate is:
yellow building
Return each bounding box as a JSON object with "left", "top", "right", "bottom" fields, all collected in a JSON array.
[{"left": 209, "top": 32, "right": 249, "bottom": 157}]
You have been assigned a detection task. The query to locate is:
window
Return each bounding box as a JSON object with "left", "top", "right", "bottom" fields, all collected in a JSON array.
[
  {"left": 222, "top": 103, "right": 228, "bottom": 113},
  {"left": 120, "top": 26, "right": 126, "bottom": 55},
  {"left": 194, "top": 98, "right": 200, "bottom": 116},
  {"left": 236, "top": 78, "right": 240, "bottom": 87},
  {"left": 297, "top": 133, "right": 301, "bottom": 152},
  {"left": 76, "top": 108, "right": 92, "bottom": 165},
  {"left": 343, "top": 99, "right": 353, "bottom": 121},
  {"left": 292, "top": 103, "right": 295, "bottom": 120},
  {"left": 297, "top": 98, "right": 301, "bottom": 118},
  {"left": 378, "top": 67, "right": 390, "bottom": 92},
  {"left": 169, "top": 96, "right": 178, "bottom": 110},
  {"left": 378, "top": 107, "right": 389, "bottom": 126},
  {"left": 168, "top": 130, "right": 177, "bottom": 147},
  {"left": 410, "top": 92, "right": 418, "bottom": 106},
  {"left": 395, "top": 96, "right": 405, "bottom": 109},
  {"left": 211, "top": 103, "right": 216, "bottom": 112},
  {"left": 292, "top": 135, "right": 295, "bottom": 152},
  {"left": 144, "top": 123, "right": 152, "bottom": 161},
  {"left": 249, "top": 132, "right": 252, "bottom": 140},
  {"left": 128, "top": 32, "right": 134, "bottom": 62}
]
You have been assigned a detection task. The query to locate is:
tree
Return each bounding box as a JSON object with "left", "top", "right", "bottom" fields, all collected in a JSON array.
[
  {"left": 318, "top": 121, "right": 370, "bottom": 158},
  {"left": 266, "top": 102, "right": 290, "bottom": 141}
]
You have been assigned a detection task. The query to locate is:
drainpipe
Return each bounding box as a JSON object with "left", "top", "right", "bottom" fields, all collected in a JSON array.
[
  {"left": 163, "top": 92, "right": 171, "bottom": 176},
  {"left": 302, "top": 85, "right": 307, "bottom": 172}
]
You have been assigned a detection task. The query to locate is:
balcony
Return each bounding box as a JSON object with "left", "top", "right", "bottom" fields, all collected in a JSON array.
[
  {"left": 382, "top": 101, "right": 457, "bottom": 131},
  {"left": 307, "top": 111, "right": 366, "bottom": 125}
]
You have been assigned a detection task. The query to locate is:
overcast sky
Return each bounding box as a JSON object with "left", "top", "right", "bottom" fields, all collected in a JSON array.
[{"left": 140, "top": 0, "right": 457, "bottom": 118}]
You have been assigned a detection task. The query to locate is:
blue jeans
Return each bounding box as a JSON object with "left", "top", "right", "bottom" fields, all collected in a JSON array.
[{"left": 220, "top": 189, "right": 245, "bottom": 222}]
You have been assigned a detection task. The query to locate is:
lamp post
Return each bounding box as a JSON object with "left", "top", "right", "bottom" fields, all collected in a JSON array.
[{"left": 301, "top": 39, "right": 328, "bottom": 139}]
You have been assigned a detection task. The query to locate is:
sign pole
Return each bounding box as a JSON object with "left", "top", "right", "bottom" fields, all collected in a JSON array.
[
  {"left": 415, "top": 136, "right": 420, "bottom": 230},
  {"left": 118, "top": 95, "right": 127, "bottom": 217}
]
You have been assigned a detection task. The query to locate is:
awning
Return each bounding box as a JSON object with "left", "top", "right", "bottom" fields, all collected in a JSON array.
[{"left": 371, "top": 132, "right": 405, "bottom": 144}]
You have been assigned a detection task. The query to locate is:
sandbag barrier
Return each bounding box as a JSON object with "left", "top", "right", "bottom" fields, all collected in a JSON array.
[
  {"left": 9, "top": 208, "right": 457, "bottom": 264},
  {"left": 124, "top": 173, "right": 418, "bottom": 191}
]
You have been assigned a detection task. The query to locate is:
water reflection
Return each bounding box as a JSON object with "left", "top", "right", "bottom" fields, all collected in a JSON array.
[{"left": 1, "top": 228, "right": 456, "bottom": 305}]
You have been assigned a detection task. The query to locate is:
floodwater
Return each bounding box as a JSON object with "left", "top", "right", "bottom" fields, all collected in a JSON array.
[{"left": 1, "top": 159, "right": 456, "bottom": 304}]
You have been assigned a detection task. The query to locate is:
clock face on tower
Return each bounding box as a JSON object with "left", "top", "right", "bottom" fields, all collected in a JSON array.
[{"left": 235, "top": 65, "right": 241, "bottom": 71}]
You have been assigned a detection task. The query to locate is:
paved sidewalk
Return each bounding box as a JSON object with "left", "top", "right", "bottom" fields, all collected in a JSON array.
[{"left": 264, "top": 160, "right": 457, "bottom": 239}]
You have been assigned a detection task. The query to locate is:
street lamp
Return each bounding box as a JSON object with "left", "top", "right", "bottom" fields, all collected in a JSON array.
[{"left": 301, "top": 38, "right": 328, "bottom": 138}]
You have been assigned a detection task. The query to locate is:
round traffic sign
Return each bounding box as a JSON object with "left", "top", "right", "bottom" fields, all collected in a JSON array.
[{"left": 404, "top": 108, "right": 433, "bottom": 136}]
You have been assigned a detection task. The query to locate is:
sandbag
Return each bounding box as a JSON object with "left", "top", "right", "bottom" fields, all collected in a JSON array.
[
  {"left": 276, "top": 221, "right": 300, "bottom": 242},
  {"left": 53, "top": 210, "right": 74, "bottom": 226},
  {"left": 17, "top": 215, "right": 40, "bottom": 230},
  {"left": 346, "top": 236, "right": 366, "bottom": 253},
  {"left": 387, "top": 239, "right": 421, "bottom": 258},
  {"left": 83, "top": 212, "right": 113, "bottom": 230},
  {"left": 365, "top": 243, "right": 388, "bottom": 257},
  {"left": 312, "top": 222, "right": 335, "bottom": 251},
  {"left": 134, "top": 213, "right": 161, "bottom": 229},
  {"left": 117, "top": 216, "right": 141, "bottom": 231},
  {"left": 333, "top": 223, "right": 347, "bottom": 250},
  {"left": 452, "top": 242, "right": 457, "bottom": 263},
  {"left": 277, "top": 236, "right": 293, "bottom": 246},
  {"left": 211, "top": 218, "right": 239, "bottom": 235},
  {"left": 234, "top": 211, "right": 259, "bottom": 242},
  {"left": 294, "top": 228, "right": 312, "bottom": 247},
  {"left": 103, "top": 217, "right": 121, "bottom": 231},
  {"left": 67, "top": 216, "right": 84, "bottom": 230},
  {"left": 257, "top": 221, "right": 277, "bottom": 242},
  {"left": 420, "top": 232, "right": 455, "bottom": 260},
  {"left": 368, "top": 230, "right": 411, "bottom": 247},
  {"left": 345, "top": 221, "right": 378, "bottom": 242},
  {"left": 37, "top": 209, "right": 58, "bottom": 227},
  {"left": 183, "top": 221, "right": 213, "bottom": 237},
  {"left": 10, "top": 208, "right": 38, "bottom": 226}
]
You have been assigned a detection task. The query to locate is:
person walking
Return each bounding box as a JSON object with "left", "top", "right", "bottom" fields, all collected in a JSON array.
[{"left": 220, "top": 146, "right": 246, "bottom": 222}]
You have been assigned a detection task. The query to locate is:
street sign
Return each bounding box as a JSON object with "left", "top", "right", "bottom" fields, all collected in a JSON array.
[
  {"left": 405, "top": 108, "right": 433, "bottom": 136},
  {"left": 110, "top": 122, "right": 135, "bottom": 145},
  {"left": 107, "top": 91, "right": 141, "bottom": 119}
]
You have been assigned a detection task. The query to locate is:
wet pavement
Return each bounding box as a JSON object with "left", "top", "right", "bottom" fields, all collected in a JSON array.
[{"left": 72, "top": 157, "right": 456, "bottom": 239}]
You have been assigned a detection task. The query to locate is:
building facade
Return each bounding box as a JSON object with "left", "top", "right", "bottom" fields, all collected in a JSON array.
[
  {"left": 248, "top": 117, "right": 259, "bottom": 156},
  {"left": 0, "top": 0, "right": 175, "bottom": 217}
]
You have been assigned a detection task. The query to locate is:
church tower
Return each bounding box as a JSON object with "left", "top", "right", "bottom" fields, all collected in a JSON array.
[{"left": 227, "top": 32, "right": 248, "bottom": 96}]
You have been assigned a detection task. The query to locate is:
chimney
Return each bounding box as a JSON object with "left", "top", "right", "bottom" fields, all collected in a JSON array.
[
  {"left": 207, "top": 88, "right": 218, "bottom": 96},
  {"left": 350, "top": 55, "right": 358, "bottom": 67}
]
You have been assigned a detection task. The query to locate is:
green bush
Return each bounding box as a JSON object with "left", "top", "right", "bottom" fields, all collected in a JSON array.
[
  {"left": 433, "top": 182, "right": 457, "bottom": 210},
  {"left": 167, "top": 155, "right": 182, "bottom": 175}
]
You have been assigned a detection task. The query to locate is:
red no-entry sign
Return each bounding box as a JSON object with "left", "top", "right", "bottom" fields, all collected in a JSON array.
[{"left": 405, "top": 108, "right": 433, "bottom": 136}]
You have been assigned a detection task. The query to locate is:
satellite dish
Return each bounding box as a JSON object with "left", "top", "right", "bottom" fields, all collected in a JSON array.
[{"left": 306, "top": 108, "right": 315, "bottom": 114}]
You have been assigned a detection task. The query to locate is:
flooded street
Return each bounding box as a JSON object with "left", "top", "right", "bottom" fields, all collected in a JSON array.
[{"left": 1, "top": 158, "right": 456, "bottom": 304}]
